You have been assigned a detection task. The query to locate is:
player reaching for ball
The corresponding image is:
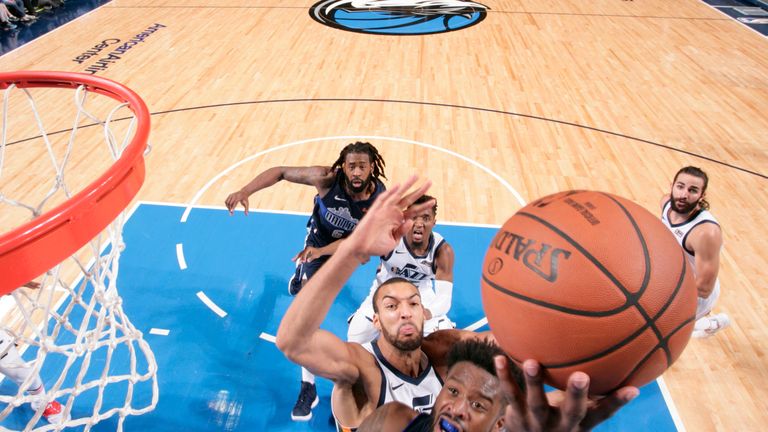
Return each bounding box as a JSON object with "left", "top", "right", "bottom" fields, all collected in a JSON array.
[
  {"left": 661, "top": 166, "right": 731, "bottom": 338},
  {"left": 276, "top": 177, "right": 637, "bottom": 432},
  {"left": 358, "top": 339, "right": 638, "bottom": 432},
  {"left": 481, "top": 190, "right": 698, "bottom": 394}
]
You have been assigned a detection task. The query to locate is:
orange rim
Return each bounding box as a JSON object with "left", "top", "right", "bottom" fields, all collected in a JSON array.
[{"left": 0, "top": 71, "right": 149, "bottom": 295}]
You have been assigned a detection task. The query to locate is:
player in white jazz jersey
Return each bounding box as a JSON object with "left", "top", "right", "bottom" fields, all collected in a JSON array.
[
  {"left": 660, "top": 166, "right": 731, "bottom": 338},
  {"left": 276, "top": 179, "right": 638, "bottom": 432},
  {"left": 348, "top": 194, "right": 455, "bottom": 344}
]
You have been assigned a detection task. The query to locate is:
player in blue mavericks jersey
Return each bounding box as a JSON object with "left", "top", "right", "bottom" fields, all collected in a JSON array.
[{"left": 225, "top": 141, "right": 386, "bottom": 421}]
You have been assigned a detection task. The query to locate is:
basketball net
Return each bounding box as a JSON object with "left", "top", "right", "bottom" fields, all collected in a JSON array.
[{"left": 0, "top": 73, "right": 157, "bottom": 431}]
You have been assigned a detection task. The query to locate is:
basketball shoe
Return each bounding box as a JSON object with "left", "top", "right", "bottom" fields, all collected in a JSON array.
[
  {"left": 31, "top": 399, "right": 68, "bottom": 424},
  {"left": 692, "top": 313, "right": 731, "bottom": 338},
  {"left": 288, "top": 274, "right": 302, "bottom": 296},
  {"left": 291, "top": 381, "right": 319, "bottom": 421}
]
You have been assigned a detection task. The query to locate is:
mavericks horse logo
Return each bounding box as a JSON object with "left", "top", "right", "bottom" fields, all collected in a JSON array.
[{"left": 309, "top": 0, "right": 489, "bottom": 35}]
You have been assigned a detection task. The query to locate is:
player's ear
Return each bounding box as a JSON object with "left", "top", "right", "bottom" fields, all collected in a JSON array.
[
  {"left": 372, "top": 313, "right": 381, "bottom": 331},
  {"left": 493, "top": 414, "right": 506, "bottom": 431}
]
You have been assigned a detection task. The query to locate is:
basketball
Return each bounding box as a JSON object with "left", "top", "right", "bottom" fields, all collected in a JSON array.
[{"left": 481, "top": 190, "right": 697, "bottom": 395}]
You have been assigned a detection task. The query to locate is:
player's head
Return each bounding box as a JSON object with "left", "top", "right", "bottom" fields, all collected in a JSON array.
[
  {"left": 406, "top": 195, "right": 437, "bottom": 248},
  {"left": 330, "top": 141, "right": 387, "bottom": 195},
  {"left": 671, "top": 166, "right": 710, "bottom": 213},
  {"left": 431, "top": 339, "right": 522, "bottom": 432},
  {"left": 371, "top": 278, "right": 425, "bottom": 352}
]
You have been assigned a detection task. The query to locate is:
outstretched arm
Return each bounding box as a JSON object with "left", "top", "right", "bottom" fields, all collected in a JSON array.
[
  {"left": 225, "top": 165, "right": 335, "bottom": 215},
  {"left": 276, "top": 177, "right": 434, "bottom": 383},
  {"left": 690, "top": 223, "right": 722, "bottom": 298},
  {"left": 495, "top": 357, "right": 638, "bottom": 431}
]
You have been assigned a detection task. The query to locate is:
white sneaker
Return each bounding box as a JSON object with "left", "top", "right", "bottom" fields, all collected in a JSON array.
[
  {"left": 692, "top": 313, "right": 731, "bottom": 338},
  {"left": 30, "top": 399, "right": 69, "bottom": 424},
  {"left": 41, "top": 400, "right": 69, "bottom": 424}
]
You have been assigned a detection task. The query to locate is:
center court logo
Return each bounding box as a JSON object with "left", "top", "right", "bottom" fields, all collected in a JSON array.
[{"left": 309, "top": 0, "right": 489, "bottom": 35}]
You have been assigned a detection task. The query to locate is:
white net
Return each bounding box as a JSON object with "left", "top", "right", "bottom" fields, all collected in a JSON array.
[{"left": 0, "top": 76, "right": 157, "bottom": 431}]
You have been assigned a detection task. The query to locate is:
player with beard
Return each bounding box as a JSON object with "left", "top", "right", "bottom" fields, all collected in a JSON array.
[
  {"left": 277, "top": 177, "right": 638, "bottom": 432},
  {"left": 225, "top": 141, "right": 387, "bottom": 421},
  {"left": 661, "top": 166, "right": 730, "bottom": 338},
  {"left": 348, "top": 194, "right": 456, "bottom": 343}
]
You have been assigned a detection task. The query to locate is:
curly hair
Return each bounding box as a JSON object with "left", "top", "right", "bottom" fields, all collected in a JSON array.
[
  {"left": 330, "top": 142, "right": 387, "bottom": 191},
  {"left": 674, "top": 166, "right": 710, "bottom": 210}
]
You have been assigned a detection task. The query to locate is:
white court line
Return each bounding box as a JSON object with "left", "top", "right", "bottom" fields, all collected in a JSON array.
[
  {"left": 657, "top": 376, "right": 687, "bottom": 432},
  {"left": 180, "top": 135, "right": 527, "bottom": 223},
  {"left": 196, "top": 291, "right": 228, "bottom": 318},
  {"left": 140, "top": 200, "right": 312, "bottom": 217},
  {"left": 139, "top": 200, "right": 504, "bottom": 228},
  {"left": 176, "top": 243, "right": 187, "bottom": 270},
  {"left": 149, "top": 328, "right": 170, "bottom": 336},
  {"left": 259, "top": 332, "right": 276, "bottom": 343},
  {"left": 463, "top": 317, "right": 488, "bottom": 332}
]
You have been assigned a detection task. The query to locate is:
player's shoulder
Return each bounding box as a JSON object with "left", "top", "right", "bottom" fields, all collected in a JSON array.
[
  {"left": 434, "top": 235, "right": 453, "bottom": 259},
  {"left": 435, "top": 235, "right": 452, "bottom": 251},
  {"left": 332, "top": 341, "right": 380, "bottom": 388},
  {"left": 347, "top": 341, "right": 380, "bottom": 372},
  {"left": 311, "top": 166, "right": 340, "bottom": 193},
  {"left": 689, "top": 218, "right": 722, "bottom": 244},
  {"left": 358, "top": 402, "right": 417, "bottom": 432},
  {"left": 373, "top": 178, "right": 387, "bottom": 194}
]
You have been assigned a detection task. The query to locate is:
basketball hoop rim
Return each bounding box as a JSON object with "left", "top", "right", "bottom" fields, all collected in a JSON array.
[{"left": 0, "top": 71, "right": 150, "bottom": 296}]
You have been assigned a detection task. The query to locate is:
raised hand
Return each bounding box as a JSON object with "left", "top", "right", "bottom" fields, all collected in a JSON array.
[
  {"left": 495, "top": 357, "right": 639, "bottom": 432},
  {"left": 342, "top": 176, "right": 433, "bottom": 261}
]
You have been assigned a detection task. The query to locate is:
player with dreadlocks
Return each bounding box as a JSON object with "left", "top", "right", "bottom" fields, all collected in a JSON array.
[{"left": 225, "top": 141, "right": 387, "bottom": 422}]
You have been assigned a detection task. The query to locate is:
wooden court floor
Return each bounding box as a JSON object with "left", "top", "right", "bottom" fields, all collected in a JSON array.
[{"left": 1, "top": 1, "right": 767, "bottom": 430}]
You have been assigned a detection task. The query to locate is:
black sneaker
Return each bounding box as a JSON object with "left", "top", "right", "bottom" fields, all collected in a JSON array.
[
  {"left": 290, "top": 381, "right": 318, "bottom": 421},
  {"left": 288, "top": 274, "right": 302, "bottom": 296}
]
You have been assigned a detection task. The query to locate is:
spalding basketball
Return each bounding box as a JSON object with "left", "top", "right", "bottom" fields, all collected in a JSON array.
[{"left": 481, "top": 190, "right": 697, "bottom": 395}]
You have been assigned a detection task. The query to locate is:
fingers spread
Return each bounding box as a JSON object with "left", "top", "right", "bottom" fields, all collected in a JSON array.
[
  {"left": 495, "top": 356, "right": 526, "bottom": 431},
  {"left": 580, "top": 386, "right": 638, "bottom": 430},
  {"left": 523, "top": 360, "right": 550, "bottom": 429},
  {"left": 399, "top": 178, "right": 432, "bottom": 209},
  {"left": 394, "top": 218, "right": 415, "bottom": 240},
  {"left": 558, "top": 372, "right": 589, "bottom": 430},
  {"left": 292, "top": 248, "right": 306, "bottom": 263}
]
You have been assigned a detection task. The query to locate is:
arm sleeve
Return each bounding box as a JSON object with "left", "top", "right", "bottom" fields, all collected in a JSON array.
[{"left": 427, "top": 280, "right": 453, "bottom": 317}]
